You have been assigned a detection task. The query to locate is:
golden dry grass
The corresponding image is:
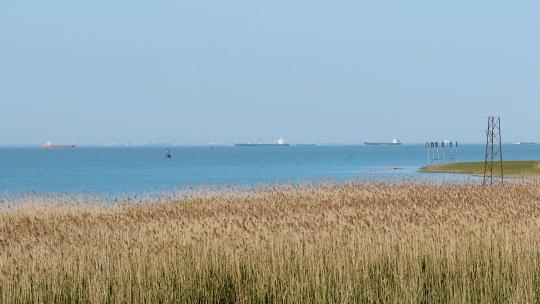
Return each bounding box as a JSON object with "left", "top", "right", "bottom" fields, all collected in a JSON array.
[{"left": 2, "top": 182, "right": 540, "bottom": 303}]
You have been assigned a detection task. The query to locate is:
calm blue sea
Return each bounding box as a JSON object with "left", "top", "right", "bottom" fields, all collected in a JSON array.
[{"left": 0, "top": 144, "right": 538, "bottom": 195}]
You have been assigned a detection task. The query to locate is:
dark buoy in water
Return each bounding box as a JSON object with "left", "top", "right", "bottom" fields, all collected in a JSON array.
[{"left": 165, "top": 149, "right": 172, "bottom": 159}]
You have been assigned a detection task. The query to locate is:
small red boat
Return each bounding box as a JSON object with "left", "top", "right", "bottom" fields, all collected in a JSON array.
[{"left": 42, "top": 142, "right": 76, "bottom": 149}]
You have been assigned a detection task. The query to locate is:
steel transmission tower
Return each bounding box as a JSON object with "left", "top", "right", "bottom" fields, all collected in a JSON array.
[{"left": 483, "top": 116, "right": 504, "bottom": 185}]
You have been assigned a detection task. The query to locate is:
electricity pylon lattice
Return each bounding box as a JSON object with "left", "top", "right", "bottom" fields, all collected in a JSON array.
[{"left": 483, "top": 116, "right": 503, "bottom": 185}]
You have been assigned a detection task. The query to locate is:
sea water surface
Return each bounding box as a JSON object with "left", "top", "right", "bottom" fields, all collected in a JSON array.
[{"left": 0, "top": 144, "right": 538, "bottom": 195}]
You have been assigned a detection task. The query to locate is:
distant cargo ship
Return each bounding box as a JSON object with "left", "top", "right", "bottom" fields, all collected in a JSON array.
[
  {"left": 364, "top": 138, "right": 402, "bottom": 146},
  {"left": 512, "top": 141, "right": 536, "bottom": 145},
  {"left": 235, "top": 137, "right": 290, "bottom": 147},
  {"left": 42, "top": 142, "right": 76, "bottom": 149}
]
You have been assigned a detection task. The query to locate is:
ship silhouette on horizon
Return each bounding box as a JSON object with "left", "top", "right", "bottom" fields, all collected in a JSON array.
[{"left": 235, "top": 137, "right": 290, "bottom": 147}]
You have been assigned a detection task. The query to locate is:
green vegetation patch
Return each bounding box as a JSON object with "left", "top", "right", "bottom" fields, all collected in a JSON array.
[{"left": 420, "top": 160, "right": 540, "bottom": 176}]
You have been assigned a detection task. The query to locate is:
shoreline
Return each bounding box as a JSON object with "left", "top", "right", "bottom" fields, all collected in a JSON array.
[{"left": 420, "top": 160, "right": 540, "bottom": 179}]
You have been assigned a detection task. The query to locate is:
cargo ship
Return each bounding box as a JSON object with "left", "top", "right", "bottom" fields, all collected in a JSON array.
[
  {"left": 235, "top": 137, "right": 290, "bottom": 147},
  {"left": 42, "top": 142, "right": 76, "bottom": 149},
  {"left": 364, "top": 138, "right": 402, "bottom": 146},
  {"left": 512, "top": 140, "right": 536, "bottom": 145}
]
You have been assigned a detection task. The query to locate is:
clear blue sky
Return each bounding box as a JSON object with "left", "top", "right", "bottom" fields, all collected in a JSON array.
[{"left": 1, "top": 1, "right": 539, "bottom": 145}]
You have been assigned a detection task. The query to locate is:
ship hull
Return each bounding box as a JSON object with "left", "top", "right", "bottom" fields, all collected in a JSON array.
[
  {"left": 235, "top": 144, "right": 290, "bottom": 147},
  {"left": 43, "top": 145, "right": 76, "bottom": 149},
  {"left": 364, "top": 142, "right": 402, "bottom": 146}
]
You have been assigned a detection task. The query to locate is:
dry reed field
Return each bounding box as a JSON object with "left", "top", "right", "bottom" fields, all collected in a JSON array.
[{"left": 2, "top": 182, "right": 540, "bottom": 303}]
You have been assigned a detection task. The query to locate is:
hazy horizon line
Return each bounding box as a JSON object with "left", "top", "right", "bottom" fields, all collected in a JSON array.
[{"left": 0, "top": 141, "right": 506, "bottom": 148}]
